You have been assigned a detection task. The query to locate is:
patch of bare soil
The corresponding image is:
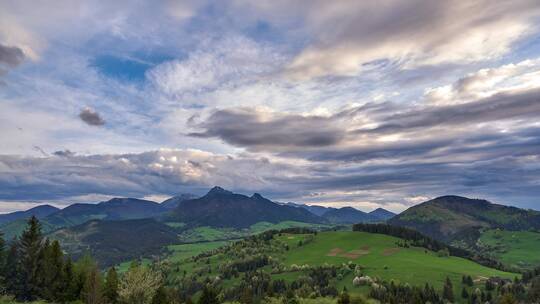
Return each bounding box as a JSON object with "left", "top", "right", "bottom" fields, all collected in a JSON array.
[
  {"left": 327, "top": 248, "right": 344, "bottom": 256},
  {"left": 382, "top": 248, "right": 401, "bottom": 256}
]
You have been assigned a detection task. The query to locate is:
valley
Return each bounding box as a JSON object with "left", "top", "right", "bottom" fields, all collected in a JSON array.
[{"left": 1, "top": 188, "right": 539, "bottom": 303}]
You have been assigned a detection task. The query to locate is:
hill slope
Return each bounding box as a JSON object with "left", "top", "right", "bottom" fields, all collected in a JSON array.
[
  {"left": 45, "top": 197, "right": 166, "bottom": 227},
  {"left": 389, "top": 195, "right": 540, "bottom": 241},
  {"left": 50, "top": 218, "right": 178, "bottom": 267},
  {"left": 161, "top": 193, "right": 198, "bottom": 209},
  {"left": 165, "top": 230, "right": 516, "bottom": 301},
  {"left": 170, "top": 187, "right": 325, "bottom": 228}
]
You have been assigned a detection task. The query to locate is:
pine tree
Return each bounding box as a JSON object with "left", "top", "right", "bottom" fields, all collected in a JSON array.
[
  {"left": 62, "top": 257, "right": 80, "bottom": 302},
  {"left": 18, "top": 216, "right": 43, "bottom": 301},
  {"left": 49, "top": 240, "right": 65, "bottom": 301},
  {"left": 0, "top": 232, "right": 6, "bottom": 289},
  {"left": 5, "top": 241, "right": 22, "bottom": 297},
  {"left": 36, "top": 239, "right": 52, "bottom": 299},
  {"left": 104, "top": 267, "right": 119, "bottom": 304},
  {"left": 442, "top": 276, "right": 454, "bottom": 302}
]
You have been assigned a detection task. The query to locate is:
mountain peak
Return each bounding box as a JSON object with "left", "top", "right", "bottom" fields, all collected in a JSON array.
[
  {"left": 251, "top": 193, "right": 264, "bottom": 200},
  {"left": 207, "top": 186, "right": 233, "bottom": 196}
]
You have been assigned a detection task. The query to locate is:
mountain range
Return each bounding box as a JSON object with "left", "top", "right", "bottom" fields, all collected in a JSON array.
[
  {"left": 2, "top": 189, "right": 538, "bottom": 269},
  {"left": 0, "top": 187, "right": 396, "bottom": 234},
  {"left": 282, "top": 202, "right": 396, "bottom": 223},
  {"left": 169, "top": 187, "right": 325, "bottom": 228}
]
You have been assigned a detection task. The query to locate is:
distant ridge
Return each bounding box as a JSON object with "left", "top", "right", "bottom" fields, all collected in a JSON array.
[
  {"left": 282, "top": 202, "right": 395, "bottom": 222},
  {"left": 169, "top": 186, "right": 325, "bottom": 228},
  {"left": 44, "top": 197, "right": 166, "bottom": 227},
  {"left": 369, "top": 208, "right": 396, "bottom": 221},
  {"left": 322, "top": 207, "right": 377, "bottom": 224},
  {"left": 161, "top": 193, "right": 198, "bottom": 209},
  {"left": 0, "top": 204, "right": 59, "bottom": 225}
]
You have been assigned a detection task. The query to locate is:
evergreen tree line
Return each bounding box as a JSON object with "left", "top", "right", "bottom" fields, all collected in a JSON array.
[
  {"left": 0, "top": 216, "right": 122, "bottom": 303},
  {"left": 351, "top": 223, "right": 510, "bottom": 272}
]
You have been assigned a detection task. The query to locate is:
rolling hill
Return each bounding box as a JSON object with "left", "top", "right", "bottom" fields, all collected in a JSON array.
[
  {"left": 164, "top": 230, "right": 517, "bottom": 301},
  {"left": 389, "top": 195, "right": 540, "bottom": 241},
  {"left": 169, "top": 187, "right": 325, "bottom": 228}
]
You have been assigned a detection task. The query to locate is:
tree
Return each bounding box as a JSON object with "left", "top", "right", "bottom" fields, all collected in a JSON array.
[
  {"left": 499, "top": 293, "right": 517, "bottom": 304},
  {"left": 83, "top": 265, "right": 103, "bottom": 304},
  {"left": 442, "top": 276, "right": 454, "bottom": 302},
  {"left": 104, "top": 267, "right": 119, "bottom": 304},
  {"left": 151, "top": 285, "right": 168, "bottom": 304},
  {"left": 118, "top": 265, "right": 161, "bottom": 304},
  {"left": 461, "top": 287, "right": 469, "bottom": 299},
  {"left": 48, "top": 240, "right": 65, "bottom": 300},
  {"left": 4, "top": 241, "right": 22, "bottom": 297},
  {"left": 61, "top": 257, "right": 80, "bottom": 302},
  {"left": 529, "top": 277, "right": 540, "bottom": 302},
  {"left": 337, "top": 288, "right": 351, "bottom": 304},
  {"left": 75, "top": 254, "right": 100, "bottom": 301},
  {"left": 36, "top": 239, "right": 53, "bottom": 299},
  {"left": 18, "top": 216, "right": 43, "bottom": 300},
  {"left": 198, "top": 285, "right": 219, "bottom": 304},
  {"left": 462, "top": 275, "right": 474, "bottom": 287},
  {"left": 0, "top": 232, "right": 6, "bottom": 284}
]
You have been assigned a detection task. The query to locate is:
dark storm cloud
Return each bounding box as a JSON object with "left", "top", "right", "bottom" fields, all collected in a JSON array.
[
  {"left": 79, "top": 108, "right": 105, "bottom": 126},
  {"left": 358, "top": 88, "right": 540, "bottom": 135},
  {"left": 0, "top": 43, "right": 25, "bottom": 67},
  {"left": 188, "top": 108, "right": 345, "bottom": 148},
  {"left": 53, "top": 150, "right": 76, "bottom": 157},
  {"left": 188, "top": 88, "right": 540, "bottom": 156}
]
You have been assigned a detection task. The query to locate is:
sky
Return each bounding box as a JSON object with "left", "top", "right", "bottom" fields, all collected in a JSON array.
[{"left": 1, "top": 0, "right": 540, "bottom": 213}]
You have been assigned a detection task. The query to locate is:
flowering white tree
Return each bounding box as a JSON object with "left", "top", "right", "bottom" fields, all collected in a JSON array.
[{"left": 118, "top": 265, "right": 162, "bottom": 304}]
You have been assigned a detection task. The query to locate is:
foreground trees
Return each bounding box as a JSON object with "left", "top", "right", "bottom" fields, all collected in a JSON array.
[{"left": 0, "top": 217, "right": 113, "bottom": 303}]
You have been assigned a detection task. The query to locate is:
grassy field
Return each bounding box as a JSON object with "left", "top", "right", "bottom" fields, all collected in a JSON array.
[
  {"left": 168, "top": 230, "right": 518, "bottom": 302},
  {"left": 177, "top": 221, "right": 333, "bottom": 243},
  {"left": 479, "top": 229, "right": 540, "bottom": 270},
  {"left": 277, "top": 232, "right": 516, "bottom": 291},
  {"left": 117, "top": 258, "right": 151, "bottom": 273},
  {"left": 167, "top": 240, "right": 230, "bottom": 263}
]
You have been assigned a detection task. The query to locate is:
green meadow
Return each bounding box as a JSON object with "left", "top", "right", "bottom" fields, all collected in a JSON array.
[
  {"left": 479, "top": 228, "right": 540, "bottom": 270},
  {"left": 277, "top": 232, "right": 516, "bottom": 291},
  {"left": 168, "top": 230, "right": 518, "bottom": 302}
]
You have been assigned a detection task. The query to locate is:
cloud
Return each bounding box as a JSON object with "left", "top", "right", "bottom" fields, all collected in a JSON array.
[
  {"left": 147, "top": 36, "right": 284, "bottom": 96},
  {"left": 53, "top": 149, "right": 76, "bottom": 157},
  {"left": 0, "top": 43, "right": 25, "bottom": 67},
  {"left": 363, "top": 88, "right": 540, "bottom": 136},
  {"left": 424, "top": 58, "right": 540, "bottom": 105},
  {"left": 188, "top": 107, "right": 346, "bottom": 150},
  {"left": 233, "top": 0, "right": 540, "bottom": 79},
  {"left": 0, "top": 142, "right": 539, "bottom": 211},
  {"left": 79, "top": 108, "right": 105, "bottom": 126}
]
